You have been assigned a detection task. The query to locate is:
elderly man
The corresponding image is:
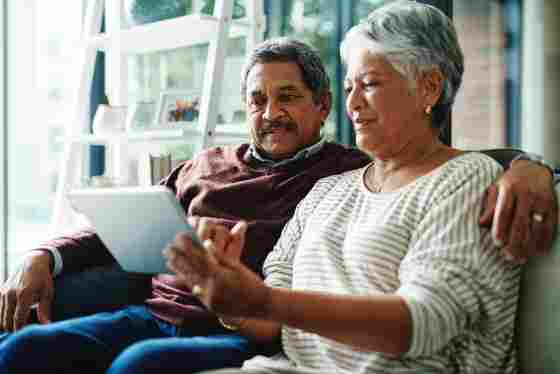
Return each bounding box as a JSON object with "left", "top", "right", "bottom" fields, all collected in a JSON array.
[{"left": 0, "top": 38, "right": 556, "bottom": 374}]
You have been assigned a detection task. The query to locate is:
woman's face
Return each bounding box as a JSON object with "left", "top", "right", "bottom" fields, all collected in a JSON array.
[{"left": 344, "top": 49, "right": 432, "bottom": 159}]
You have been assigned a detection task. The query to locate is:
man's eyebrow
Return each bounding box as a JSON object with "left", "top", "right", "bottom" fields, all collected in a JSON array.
[{"left": 277, "top": 84, "right": 302, "bottom": 91}]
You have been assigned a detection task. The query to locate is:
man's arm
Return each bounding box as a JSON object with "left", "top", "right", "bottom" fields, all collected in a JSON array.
[{"left": 479, "top": 152, "right": 558, "bottom": 263}]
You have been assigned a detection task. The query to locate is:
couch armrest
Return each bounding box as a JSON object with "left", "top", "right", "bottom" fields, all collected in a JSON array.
[
  {"left": 517, "top": 182, "right": 560, "bottom": 373},
  {"left": 50, "top": 263, "right": 151, "bottom": 321}
]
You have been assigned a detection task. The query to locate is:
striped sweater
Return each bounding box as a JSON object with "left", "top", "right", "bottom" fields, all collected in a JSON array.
[{"left": 245, "top": 152, "right": 520, "bottom": 374}]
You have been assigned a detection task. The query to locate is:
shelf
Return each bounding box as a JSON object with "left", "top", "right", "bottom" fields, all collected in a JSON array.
[
  {"left": 82, "top": 14, "right": 264, "bottom": 54},
  {"left": 62, "top": 124, "right": 248, "bottom": 145}
]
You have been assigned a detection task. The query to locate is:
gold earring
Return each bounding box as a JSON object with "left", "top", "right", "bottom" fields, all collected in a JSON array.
[{"left": 425, "top": 105, "right": 432, "bottom": 115}]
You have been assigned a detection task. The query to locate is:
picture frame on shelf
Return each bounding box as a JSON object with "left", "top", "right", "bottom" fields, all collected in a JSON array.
[{"left": 153, "top": 90, "right": 200, "bottom": 130}]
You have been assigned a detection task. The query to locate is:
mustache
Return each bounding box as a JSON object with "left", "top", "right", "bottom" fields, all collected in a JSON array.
[{"left": 259, "top": 120, "right": 297, "bottom": 134}]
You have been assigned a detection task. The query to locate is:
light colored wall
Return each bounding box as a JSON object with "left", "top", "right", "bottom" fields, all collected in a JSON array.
[
  {"left": 522, "top": 0, "right": 560, "bottom": 165},
  {"left": 0, "top": 0, "right": 6, "bottom": 280}
]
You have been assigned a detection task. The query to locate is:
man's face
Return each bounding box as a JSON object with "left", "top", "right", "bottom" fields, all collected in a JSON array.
[{"left": 245, "top": 62, "right": 330, "bottom": 160}]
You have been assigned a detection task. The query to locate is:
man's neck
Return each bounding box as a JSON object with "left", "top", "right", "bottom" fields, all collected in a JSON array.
[{"left": 249, "top": 138, "right": 326, "bottom": 168}]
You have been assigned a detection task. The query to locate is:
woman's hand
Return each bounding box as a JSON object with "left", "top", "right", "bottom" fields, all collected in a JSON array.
[{"left": 163, "top": 220, "right": 271, "bottom": 319}]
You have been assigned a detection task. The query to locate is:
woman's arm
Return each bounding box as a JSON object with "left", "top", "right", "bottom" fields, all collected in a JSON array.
[
  {"left": 264, "top": 289, "right": 412, "bottom": 356},
  {"left": 218, "top": 316, "right": 281, "bottom": 343}
]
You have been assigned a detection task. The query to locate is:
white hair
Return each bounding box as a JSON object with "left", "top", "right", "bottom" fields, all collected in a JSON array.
[{"left": 340, "top": 0, "right": 464, "bottom": 128}]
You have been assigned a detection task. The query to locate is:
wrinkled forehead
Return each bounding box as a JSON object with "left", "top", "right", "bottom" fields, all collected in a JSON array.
[{"left": 246, "top": 62, "right": 308, "bottom": 95}]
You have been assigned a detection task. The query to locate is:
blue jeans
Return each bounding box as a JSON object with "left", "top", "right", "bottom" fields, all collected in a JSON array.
[{"left": 0, "top": 305, "right": 274, "bottom": 374}]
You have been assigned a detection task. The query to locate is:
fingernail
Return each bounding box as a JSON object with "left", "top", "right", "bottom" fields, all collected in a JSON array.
[
  {"left": 494, "top": 238, "right": 504, "bottom": 248},
  {"left": 203, "top": 239, "right": 215, "bottom": 251},
  {"left": 503, "top": 252, "right": 514, "bottom": 261}
]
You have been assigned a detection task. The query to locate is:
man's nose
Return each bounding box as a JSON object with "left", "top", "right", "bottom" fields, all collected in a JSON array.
[{"left": 263, "top": 100, "right": 284, "bottom": 121}]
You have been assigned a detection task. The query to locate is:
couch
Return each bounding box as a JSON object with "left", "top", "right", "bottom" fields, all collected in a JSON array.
[{"left": 46, "top": 149, "right": 559, "bottom": 372}]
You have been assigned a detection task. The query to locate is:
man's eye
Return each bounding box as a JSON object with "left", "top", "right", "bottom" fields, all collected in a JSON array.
[
  {"left": 278, "top": 94, "right": 299, "bottom": 102},
  {"left": 250, "top": 97, "right": 266, "bottom": 107}
]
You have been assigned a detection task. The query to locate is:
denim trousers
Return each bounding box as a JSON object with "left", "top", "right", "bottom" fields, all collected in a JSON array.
[{"left": 0, "top": 305, "right": 272, "bottom": 374}]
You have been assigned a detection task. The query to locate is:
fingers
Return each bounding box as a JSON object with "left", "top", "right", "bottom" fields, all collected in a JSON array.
[
  {"left": 492, "top": 184, "right": 515, "bottom": 248},
  {"left": 503, "top": 193, "right": 533, "bottom": 263},
  {"left": 2, "top": 290, "right": 17, "bottom": 332},
  {"left": 226, "top": 222, "right": 248, "bottom": 264},
  {"left": 164, "top": 239, "right": 210, "bottom": 282},
  {"left": 531, "top": 195, "right": 558, "bottom": 255},
  {"left": 212, "top": 226, "right": 230, "bottom": 256},
  {"left": 36, "top": 288, "right": 53, "bottom": 325},
  {"left": 13, "top": 296, "right": 33, "bottom": 331},
  {"left": 479, "top": 183, "right": 498, "bottom": 227},
  {"left": 197, "top": 217, "right": 215, "bottom": 242}
]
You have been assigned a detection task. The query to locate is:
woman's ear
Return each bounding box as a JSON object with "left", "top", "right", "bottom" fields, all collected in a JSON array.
[{"left": 421, "top": 68, "right": 445, "bottom": 108}]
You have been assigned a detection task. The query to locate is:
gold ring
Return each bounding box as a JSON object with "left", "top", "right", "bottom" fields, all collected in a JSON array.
[
  {"left": 192, "top": 284, "right": 203, "bottom": 296},
  {"left": 532, "top": 213, "right": 544, "bottom": 223}
]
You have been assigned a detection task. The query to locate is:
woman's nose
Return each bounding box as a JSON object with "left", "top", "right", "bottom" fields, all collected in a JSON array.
[{"left": 346, "top": 87, "right": 363, "bottom": 115}]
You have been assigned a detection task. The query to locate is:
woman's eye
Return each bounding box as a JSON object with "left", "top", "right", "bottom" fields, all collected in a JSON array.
[
  {"left": 364, "top": 81, "right": 378, "bottom": 88},
  {"left": 343, "top": 86, "right": 352, "bottom": 95}
]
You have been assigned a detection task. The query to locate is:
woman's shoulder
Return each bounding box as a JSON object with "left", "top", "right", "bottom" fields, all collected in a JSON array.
[
  {"left": 305, "top": 166, "right": 366, "bottom": 200},
  {"left": 317, "top": 165, "right": 365, "bottom": 186},
  {"left": 420, "top": 151, "right": 503, "bottom": 199},
  {"left": 442, "top": 151, "right": 504, "bottom": 178}
]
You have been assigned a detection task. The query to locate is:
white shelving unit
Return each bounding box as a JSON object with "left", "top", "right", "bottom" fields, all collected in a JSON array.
[{"left": 50, "top": 0, "right": 265, "bottom": 234}]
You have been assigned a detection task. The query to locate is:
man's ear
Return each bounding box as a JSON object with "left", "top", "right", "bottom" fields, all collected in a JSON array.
[
  {"left": 421, "top": 69, "right": 444, "bottom": 108},
  {"left": 318, "top": 91, "right": 332, "bottom": 121}
]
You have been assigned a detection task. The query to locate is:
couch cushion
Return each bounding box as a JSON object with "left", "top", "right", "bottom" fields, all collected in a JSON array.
[{"left": 517, "top": 183, "right": 560, "bottom": 372}]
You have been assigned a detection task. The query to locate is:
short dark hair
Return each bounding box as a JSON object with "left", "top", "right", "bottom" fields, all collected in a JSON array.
[{"left": 241, "top": 37, "right": 331, "bottom": 105}]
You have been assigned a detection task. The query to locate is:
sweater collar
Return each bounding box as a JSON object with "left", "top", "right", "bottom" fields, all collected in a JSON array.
[{"left": 246, "top": 138, "right": 326, "bottom": 168}]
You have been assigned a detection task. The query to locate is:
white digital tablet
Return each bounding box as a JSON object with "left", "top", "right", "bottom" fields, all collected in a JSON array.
[{"left": 67, "top": 186, "right": 203, "bottom": 274}]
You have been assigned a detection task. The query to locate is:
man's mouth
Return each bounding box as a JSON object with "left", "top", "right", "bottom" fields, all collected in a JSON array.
[{"left": 260, "top": 121, "right": 296, "bottom": 136}]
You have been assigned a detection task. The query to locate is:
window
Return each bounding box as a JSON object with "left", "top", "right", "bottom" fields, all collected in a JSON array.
[
  {"left": 4, "top": 0, "right": 87, "bottom": 277},
  {"left": 453, "top": 0, "right": 513, "bottom": 149}
]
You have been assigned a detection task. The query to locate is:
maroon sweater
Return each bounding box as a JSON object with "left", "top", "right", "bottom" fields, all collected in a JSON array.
[{"left": 42, "top": 143, "right": 370, "bottom": 328}]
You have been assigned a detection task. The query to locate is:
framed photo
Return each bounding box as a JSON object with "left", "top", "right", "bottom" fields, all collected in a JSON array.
[{"left": 153, "top": 90, "right": 201, "bottom": 129}]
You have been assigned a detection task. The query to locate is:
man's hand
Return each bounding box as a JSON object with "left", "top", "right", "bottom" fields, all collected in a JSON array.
[
  {"left": 480, "top": 160, "right": 558, "bottom": 263},
  {"left": 0, "top": 251, "right": 54, "bottom": 331}
]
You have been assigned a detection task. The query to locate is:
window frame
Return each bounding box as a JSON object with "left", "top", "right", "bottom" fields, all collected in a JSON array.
[{"left": 0, "top": 0, "right": 6, "bottom": 281}]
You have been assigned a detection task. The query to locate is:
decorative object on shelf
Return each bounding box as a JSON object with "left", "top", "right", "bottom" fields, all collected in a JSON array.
[
  {"left": 138, "top": 152, "right": 173, "bottom": 186},
  {"left": 154, "top": 90, "right": 200, "bottom": 130},
  {"left": 92, "top": 104, "right": 128, "bottom": 135},
  {"left": 125, "top": 101, "right": 157, "bottom": 131}
]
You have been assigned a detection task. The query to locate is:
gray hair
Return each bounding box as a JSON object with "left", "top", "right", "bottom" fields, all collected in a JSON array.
[
  {"left": 340, "top": 0, "right": 464, "bottom": 129},
  {"left": 241, "top": 37, "right": 331, "bottom": 105}
]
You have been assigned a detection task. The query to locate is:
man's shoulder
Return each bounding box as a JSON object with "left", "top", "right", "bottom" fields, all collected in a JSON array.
[{"left": 320, "top": 142, "right": 371, "bottom": 167}]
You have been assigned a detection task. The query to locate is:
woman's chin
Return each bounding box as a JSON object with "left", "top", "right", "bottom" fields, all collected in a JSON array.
[{"left": 356, "top": 138, "right": 378, "bottom": 156}]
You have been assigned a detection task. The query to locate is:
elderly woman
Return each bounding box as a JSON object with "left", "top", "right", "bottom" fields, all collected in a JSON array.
[{"left": 166, "top": 2, "right": 519, "bottom": 373}]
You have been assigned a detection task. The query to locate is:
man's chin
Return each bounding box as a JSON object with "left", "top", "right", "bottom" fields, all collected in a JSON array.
[{"left": 260, "top": 143, "right": 298, "bottom": 160}]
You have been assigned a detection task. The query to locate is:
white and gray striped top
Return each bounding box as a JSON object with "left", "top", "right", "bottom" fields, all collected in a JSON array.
[{"left": 245, "top": 152, "right": 520, "bottom": 374}]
